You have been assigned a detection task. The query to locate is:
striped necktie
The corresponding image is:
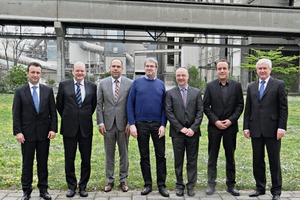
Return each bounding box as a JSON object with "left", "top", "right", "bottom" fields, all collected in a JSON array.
[
  {"left": 259, "top": 80, "right": 265, "bottom": 100},
  {"left": 114, "top": 79, "right": 119, "bottom": 103},
  {"left": 75, "top": 82, "right": 82, "bottom": 107}
]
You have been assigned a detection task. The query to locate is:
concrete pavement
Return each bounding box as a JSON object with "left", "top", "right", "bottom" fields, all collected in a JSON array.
[{"left": 0, "top": 190, "right": 300, "bottom": 200}]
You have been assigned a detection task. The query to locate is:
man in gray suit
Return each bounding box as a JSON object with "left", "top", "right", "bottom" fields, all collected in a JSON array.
[
  {"left": 165, "top": 67, "right": 203, "bottom": 197},
  {"left": 97, "top": 58, "right": 132, "bottom": 192}
]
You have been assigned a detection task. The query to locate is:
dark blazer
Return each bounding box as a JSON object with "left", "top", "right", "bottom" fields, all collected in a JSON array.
[
  {"left": 56, "top": 79, "right": 97, "bottom": 138},
  {"left": 243, "top": 77, "right": 288, "bottom": 137},
  {"left": 203, "top": 79, "right": 244, "bottom": 133},
  {"left": 13, "top": 83, "right": 57, "bottom": 141},
  {"left": 165, "top": 86, "right": 203, "bottom": 137}
]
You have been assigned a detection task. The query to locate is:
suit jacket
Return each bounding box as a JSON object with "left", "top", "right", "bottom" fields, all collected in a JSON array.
[
  {"left": 243, "top": 77, "right": 288, "bottom": 137},
  {"left": 203, "top": 79, "right": 244, "bottom": 133},
  {"left": 96, "top": 76, "right": 132, "bottom": 131},
  {"left": 165, "top": 86, "right": 203, "bottom": 137},
  {"left": 56, "top": 79, "right": 97, "bottom": 138},
  {"left": 13, "top": 83, "right": 57, "bottom": 141}
]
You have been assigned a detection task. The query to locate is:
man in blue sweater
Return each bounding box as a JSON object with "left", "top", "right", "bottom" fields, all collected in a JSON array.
[{"left": 127, "top": 57, "right": 169, "bottom": 197}]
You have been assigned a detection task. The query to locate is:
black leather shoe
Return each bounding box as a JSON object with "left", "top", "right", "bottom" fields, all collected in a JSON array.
[
  {"left": 176, "top": 189, "right": 184, "bottom": 197},
  {"left": 272, "top": 195, "right": 281, "bottom": 200},
  {"left": 187, "top": 189, "right": 195, "bottom": 197},
  {"left": 159, "top": 187, "right": 169, "bottom": 197},
  {"left": 206, "top": 185, "right": 215, "bottom": 195},
  {"left": 79, "top": 189, "right": 88, "bottom": 197},
  {"left": 249, "top": 190, "right": 265, "bottom": 197},
  {"left": 141, "top": 186, "right": 152, "bottom": 195},
  {"left": 66, "top": 189, "right": 76, "bottom": 198},
  {"left": 227, "top": 187, "right": 240, "bottom": 196},
  {"left": 21, "top": 194, "right": 31, "bottom": 200},
  {"left": 40, "top": 191, "right": 52, "bottom": 200}
]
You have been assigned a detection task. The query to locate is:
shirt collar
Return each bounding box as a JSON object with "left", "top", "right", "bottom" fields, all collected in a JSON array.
[
  {"left": 111, "top": 76, "right": 121, "bottom": 83},
  {"left": 178, "top": 85, "right": 188, "bottom": 91},
  {"left": 73, "top": 78, "right": 84, "bottom": 86},
  {"left": 259, "top": 76, "right": 270, "bottom": 84},
  {"left": 29, "top": 82, "right": 40, "bottom": 88},
  {"left": 144, "top": 75, "right": 156, "bottom": 80}
]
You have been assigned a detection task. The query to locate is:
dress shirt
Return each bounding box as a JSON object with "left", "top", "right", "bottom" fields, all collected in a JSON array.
[
  {"left": 112, "top": 76, "right": 121, "bottom": 97},
  {"left": 73, "top": 78, "right": 85, "bottom": 102},
  {"left": 258, "top": 76, "right": 270, "bottom": 92},
  {"left": 29, "top": 82, "right": 40, "bottom": 102}
]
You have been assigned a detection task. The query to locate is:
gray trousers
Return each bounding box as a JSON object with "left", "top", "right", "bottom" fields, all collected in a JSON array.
[{"left": 104, "top": 123, "right": 129, "bottom": 183}]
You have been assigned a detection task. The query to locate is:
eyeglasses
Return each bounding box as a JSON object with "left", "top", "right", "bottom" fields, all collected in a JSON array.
[{"left": 145, "top": 65, "right": 156, "bottom": 68}]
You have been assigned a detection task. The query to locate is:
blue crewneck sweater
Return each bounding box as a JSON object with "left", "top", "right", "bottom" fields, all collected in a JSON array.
[{"left": 127, "top": 77, "right": 167, "bottom": 126}]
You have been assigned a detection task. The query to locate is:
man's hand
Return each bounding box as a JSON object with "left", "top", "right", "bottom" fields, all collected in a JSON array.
[
  {"left": 158, "top": 126, "right": 165, "bottom": 138},
  {"left": 130, "top": 125, "right": 138, "bottom": 138},
  {"left": 185, "top": 128, "right": 195, "bottom": 137},
  {"left": 125, "top": 124, "right": 130, "bottom": 135},
  {"left": 243, "top": 130, "right": 250, "bottom": 139},
  {"left": 277, "top": 129, "right": 285, "bottom": 140},
  {"left": 16, "top": 133, "right": 25, "bottom": 144},
  {"left": 99, "top": 125, "right": 106, "bottom": 136},
  {"left": 48, "top": 131, "right": 56, "bottom": 139}
]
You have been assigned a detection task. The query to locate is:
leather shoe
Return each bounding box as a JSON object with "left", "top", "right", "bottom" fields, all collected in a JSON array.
[
  {"left": 66, "top": 189, "right": 76, "bottom": 198},
  {"left": 120, "top": 182, "right": 129, "bottom": 192},
  {"left": 206, "top": 185, "right": 215, "bottom": 195},
  {"left": 176, "top": 189, "right": 184, "bottom": 197},
  {"left": 249, "top": 190, "right": 266, "bottom": 197},
  {"left": 227, "top": 187, "right": 240, "bottom": 196},
  {"left": 40, "top": 191, "right": 52, "bottom": 200},
  {"left": 159, "top": 187, "right": 169, "bottom": 197},
  {"left": 21, "top": 194, "right": 31, "bottom": 200},
  {"left": 272, "top": 195, "right": 281, "bottom": 200},
  {"left": 187, "top": 189, "right": 195, "bottom": 197},
  {"left": 104, "top": 182, "right": 114, "bottom": 192},
  {"left": 79, "top": 190, "right": 88, "bottom": 197},
  {"left": 141, "top": 186, "right": 152, "bottom": 195}
]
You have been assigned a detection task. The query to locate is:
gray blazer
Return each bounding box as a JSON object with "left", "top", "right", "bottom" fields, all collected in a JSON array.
[
  {"left": 165, "top": 86, "right": 203, "bottom": 137},
  {"left": 97, "top": 76, "right": 132, "bottom": 131}
]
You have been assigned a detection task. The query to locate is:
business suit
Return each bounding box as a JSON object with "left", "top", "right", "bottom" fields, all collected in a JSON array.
[
  {"left": 243, "top": 77, "right": 288, "bottom": 196},
  {"left": 203, "top": 79, "right": 244, "bottom": 188},
  {"left": 165, "top": 85, "right": 203, "bottom": 191},
  {"left": 56, "top": 78, "right": 97, "bottom": 192},
  {"left": 13, "top": 83, "right": 57, "bottom": 194},
  {"left": 96, "top": 76, "right": 132, "bottom": 184}
]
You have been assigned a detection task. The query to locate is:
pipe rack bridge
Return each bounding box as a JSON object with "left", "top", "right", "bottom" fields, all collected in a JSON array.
[{"left": 0, "top": 0, "right": 300, "bottom": 38}]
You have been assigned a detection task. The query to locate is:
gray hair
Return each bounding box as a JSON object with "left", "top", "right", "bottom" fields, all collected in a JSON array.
[
  {"left": 144, "top": 57, "right": 158, "bottom": 68},
  {"left": 256, "top": 58, "right": 272, "bottom": 69}
]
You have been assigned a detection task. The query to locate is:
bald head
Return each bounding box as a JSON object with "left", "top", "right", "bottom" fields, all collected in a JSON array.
[{"left": 176, "top": 67, "right": 189, "bottom": 88}]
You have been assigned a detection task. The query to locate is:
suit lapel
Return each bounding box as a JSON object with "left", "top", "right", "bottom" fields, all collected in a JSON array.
[
  {"left": 214, "top": 80, "right": 225, "bottom": 105},
  {"left": 24, "top": 84, "right": 37, "bottom": 112},
  {"left": 252, "top": 80, "right": 259, "bottom": 100},
  {"left": 262, "top": 77, "right": 274, "bottom": 99},
  {"left": 39, "top": 84, "right": 45, "bottom": 112},
  {"left": 175, "top": 87, "right": 185, "bottom": 109}
]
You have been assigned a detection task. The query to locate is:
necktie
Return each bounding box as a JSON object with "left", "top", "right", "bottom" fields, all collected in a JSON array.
[
  {"left": 114, "top": 79, "right": 119, "bottom": 103},
  {"left": 259, "top": 80, "right": 265, "bottom": 100},
  {"left": 32, "top": 86, "right": 39, "bottom": 113},
  {"left": 75, "top": 83, "right": 82, "bottom": 107},
  {"left": 181, "top": 88, "right": 187, "bottom": 107}
]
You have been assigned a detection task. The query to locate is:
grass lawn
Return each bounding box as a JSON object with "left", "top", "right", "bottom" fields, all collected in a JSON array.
[{"left": 0, "top": 93, "right": 299, "bottom": 191}]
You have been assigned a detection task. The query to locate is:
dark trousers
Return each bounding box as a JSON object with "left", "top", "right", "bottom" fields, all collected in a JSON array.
[
  {"left": 172, "top": 136, "right": 199, "bottom": 190},
  {"left": 21, "top": 139, "right": 50, "bottom": 194},
  {"left": 207, "top": 131, "right": 237, "bottom": 188},
  {"left": 136, "top": 121, "right": 167, "bottom": 188},
  {"left": 63, "top": 130, "right": 92, "bottom": 191},
  {"left": 251, "top": 136, "right": 282, "bottom": 196}
]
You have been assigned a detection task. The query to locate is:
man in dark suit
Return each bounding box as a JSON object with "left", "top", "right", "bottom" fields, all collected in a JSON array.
[
  {"left": 56, "top": 61, "right": 97, "bottom": 198},
  {"left": 13, "top": 62, "right": 57, "bottom": 200},
  {"left": 243, "top": 58, "right": 288, "bottom": 200},
  {"left": 165, "top": 67, "right": 203, "bottom": 197},
  {"left": 97, "top": 58, "right": 132, "bottom": 192},
  {"left": 203, "top": 59, "right": 244, "bottom": 196}
]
